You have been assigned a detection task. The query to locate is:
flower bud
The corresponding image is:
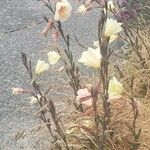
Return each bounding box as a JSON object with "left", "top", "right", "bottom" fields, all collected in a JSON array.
[{"left": 41, "top": 21, "right": 54, "bottom": 37}]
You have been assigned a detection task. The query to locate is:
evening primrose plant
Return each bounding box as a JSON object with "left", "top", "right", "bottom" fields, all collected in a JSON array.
[{"left": 18, "top": 0, "right": 147, "bottom": 149}]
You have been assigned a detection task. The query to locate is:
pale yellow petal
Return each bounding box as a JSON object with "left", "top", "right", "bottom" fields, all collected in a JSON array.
[
  {"left": 77, "top": 5, "right": 87, "bottom": 15},
  {"left": 93, "top": 40, "right": 99, "bottom": 48},
  {"left": 108, "top": 77, "right": 123, "bottom": 98},
  {"left": 47, "top": 51, "right": 61, "bottom": 65},
  {"left": 54, "top": 0, "right": 72, "bottom": 22},
  {"left": 78, "top": 47, "right": 101, "bottom": 69},
  {"left": 104, "top": 19, "right": 123, "bottom": 37},
  {"left": 109, "top": 35, "right": 118, "bottom": 43},
  {"left": 108, "top": 0, "right": 115, "bottom": 10},
  {"left": 35, "top": 59, "right": 49, "bottom": 75}
]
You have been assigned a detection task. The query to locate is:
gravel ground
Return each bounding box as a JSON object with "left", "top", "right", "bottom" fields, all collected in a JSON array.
[{"left": 0, "top": 0, "right": 102, "bottom": 149}]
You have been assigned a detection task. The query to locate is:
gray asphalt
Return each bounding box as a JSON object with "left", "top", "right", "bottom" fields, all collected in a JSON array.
[{"left": 0, "top": 0, "right": 102, "bottom": 149}]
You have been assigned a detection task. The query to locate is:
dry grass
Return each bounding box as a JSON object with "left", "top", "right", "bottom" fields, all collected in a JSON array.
[{"left": 139, "top": 99, "right": 150, "bottom": 150}]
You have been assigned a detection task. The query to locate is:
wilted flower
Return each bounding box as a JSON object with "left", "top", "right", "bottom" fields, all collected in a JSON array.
[
  {"left": 41, "top": 21, "right": 54, "bottom": 37},
  {"left": 77, "top": 4, "right": 87, "bottom": 15},
  {"left": 54, "top": 0, "right": 72, "bottom": 22},
  {"left": 104, "top": 18, "right": 123, "bottom": 37},
  {"left": 116, "top": 9, "right": 139, "bottom": 22},
  {"left": 78, "top": 47, "right": 101, "bottom": 69},
  {"left": 35, "top": 59, "right": 49, "bottom": 75},
  {"left": 47, "top": 51, "right": 61, "bottom": 65},
  {"left": 76, "top": 87, "right": 93, "bottom": 106},
  {"left": 52, "top": 31, "right": 60, "bottom": 42},
  {"left": 113, "top": 0, "right": 140, "bottom": 22},
  {"left": 12, "top": 87, "right": 25, "bottom": 95},
  {"left": 108, "top": 77, "right": 123, "bottom": 98}
]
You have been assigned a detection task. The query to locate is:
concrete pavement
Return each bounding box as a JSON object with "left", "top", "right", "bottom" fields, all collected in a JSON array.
[{"left": 0, "top": 0, "right": 101, "bottom": 149}]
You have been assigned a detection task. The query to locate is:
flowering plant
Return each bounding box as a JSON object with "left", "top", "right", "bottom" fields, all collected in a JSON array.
[{"left": 13, "top": 0, "right": 150, "bottom": 149}]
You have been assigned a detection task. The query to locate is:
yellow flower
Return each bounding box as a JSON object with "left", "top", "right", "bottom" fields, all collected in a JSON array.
[
  {"left": 108, "top": 0, "right": 115, "bottom": 10},
  {"left": 54, "top": 0, "right": 72, "bottom": 22},
  {"left": 35, "top": 59, "right": 49, "bottom": 75},
  {"left": 104, "top": 18, "right": 123, "bottom": 37},
  {"left": 108, "top": 77, "right": 123, "bottom": 98},
  {"left": 109, "top": 35, "right": 118, "bottom": 43},
  {"left": 104, "top": 0, "right": 115, "bottom": 13},
  {"left": 47, "top": 51, "right": 61, "bottom": 65},
  {"left": 78, "top": 47, "right": 101, "bottom": 69},
  {"left": 77, "top": 5, "right": 87, "bottom": 15}
]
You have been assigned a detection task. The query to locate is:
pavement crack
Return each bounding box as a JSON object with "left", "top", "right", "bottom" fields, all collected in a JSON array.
[{"left": 2, "top": 20, "right": 45, "bottom": 35}]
